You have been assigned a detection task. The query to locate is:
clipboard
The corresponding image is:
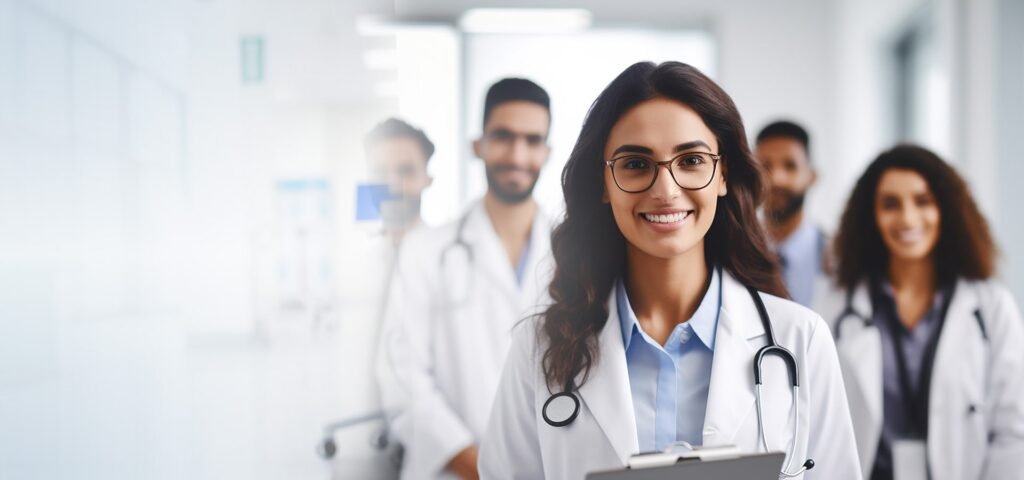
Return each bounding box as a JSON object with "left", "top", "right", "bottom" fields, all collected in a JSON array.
[{"left": 585, "top": 450, "right": 786, "bottom": 480}]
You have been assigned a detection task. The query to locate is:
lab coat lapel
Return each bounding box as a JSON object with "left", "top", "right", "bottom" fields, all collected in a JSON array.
[
  {"left": 463, "top": 202, "right": 520, "bottom": 304},
  {"left": 516, "top": 209, "right": 554, "bottom": 316},
  {"left": 837, "top": 283, "right": 884, "bottom": 436},
  {"left": 927, "top": 280, "right": 980, "bottom": 480},
  {"left": 703, "top": 273, "right": 759, "bottom": 446},
  {"left": 577, "top": 294, "right": 639, "bottom": 463},
  {"left": 831, "top": 282, "right": 884, "bottom": 473}
]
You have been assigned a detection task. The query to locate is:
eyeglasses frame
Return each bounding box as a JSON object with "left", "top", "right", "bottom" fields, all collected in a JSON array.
[{"left": 604, "top": 152, "right": 722, "bottom": 193}]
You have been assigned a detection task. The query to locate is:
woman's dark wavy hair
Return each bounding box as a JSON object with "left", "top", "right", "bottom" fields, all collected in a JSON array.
[
  {"left": 833, "top": 144, "right": 997, "bottom": 289},
  {"left": 541, "top": 61, "right": 786, "bottom": 391}
]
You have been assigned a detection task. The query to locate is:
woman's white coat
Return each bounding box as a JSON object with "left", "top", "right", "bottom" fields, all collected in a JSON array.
[
  {"left": 818, "top": 278, "right": 1024, "bottom": 480},
  {"left": 479, "top": 272, "right": 862, "bottom": 479}
]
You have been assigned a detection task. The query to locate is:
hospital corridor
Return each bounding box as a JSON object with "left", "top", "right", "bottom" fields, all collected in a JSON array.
[{"left": 2, "top": 0, "right": 1024, "bottom": 479}]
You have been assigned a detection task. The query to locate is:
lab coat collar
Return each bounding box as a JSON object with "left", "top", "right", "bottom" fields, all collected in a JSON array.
[
  {"left": 460, "top": 200, "right": 552, "bottom": 305},
  {"left": 702, "top": 271, "right": 760, "bottom": 446},
  {"left": 835, "top": 280, "right": 885, "bottom": 464},
  {"left": 846, "top": 280, "right": 874, "bottom": 324},
  {"left": 578, "top": 271, "right": 770, "bottom": 462},
  {"left": 614, "top": 268, "right": 721, "bottom": 351}
]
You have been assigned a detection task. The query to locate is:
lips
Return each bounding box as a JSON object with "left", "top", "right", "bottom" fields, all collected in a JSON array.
[
  {"left": 894, "top": 228, "right": 926, "bottom": 244},
  {"left": 495, "top": 167, "right": 535, "bottom": 184}
]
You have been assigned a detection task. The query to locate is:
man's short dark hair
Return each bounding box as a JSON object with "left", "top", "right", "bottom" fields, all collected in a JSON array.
[
  {"left": 482, "top": 78, "right": 550, "bottom": 129},
  {"left": 365, "top": 117, "right": 435, "bottom": 163},
  {"left": 756, "top": 120, "right": 810, "bottom": 157}
]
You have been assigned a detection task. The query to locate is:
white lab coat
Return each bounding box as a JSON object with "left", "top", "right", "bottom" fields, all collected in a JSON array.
[
  {"left": 376, "top": 200, "right": 555, "bottom": 479},
  {"left": 479, "top": 271, "right": 862, "bottom": 480},
  {"left": 819, "top": 278, "right": 1024, "bottom": 480}
]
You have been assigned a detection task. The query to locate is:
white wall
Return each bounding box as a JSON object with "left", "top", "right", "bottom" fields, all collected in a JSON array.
[
  {"left": 0, "top": 0, "right": 402, "bottom": 478},
  {"left": 394, "top": 0, "right": 841, "bottom": 228},
  {"left": 461, "top": 30, "right": 716, "bottom": 218},
  {"left": 994, "top": 0, "right": 1024, "bottom": 298},
  {"left": 0, "top": 0, "right": 194, "bottom": 476},
  {"left": 834, "top": 0, "right": 1024, "bottom": 298}
]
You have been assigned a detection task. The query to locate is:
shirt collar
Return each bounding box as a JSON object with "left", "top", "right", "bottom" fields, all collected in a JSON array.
[
  {"left": 616, "top": 278, "right": 637, "bottom": 350},
  {"left": 690, "top": 268, "right": 721, "bottom": 349},
  {"left": 874, "top": 278, "right": 949, "bottom": 328},
  {"left": 616, "top": 267, "right": 722, "bottom": 350}
]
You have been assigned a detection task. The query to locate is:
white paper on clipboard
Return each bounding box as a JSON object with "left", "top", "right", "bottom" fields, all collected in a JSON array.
[{"left": 892, "top": 440, "right": 927, "bottom": 480}]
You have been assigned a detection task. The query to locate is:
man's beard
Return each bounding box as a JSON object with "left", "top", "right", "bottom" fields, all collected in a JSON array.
[
  {"left": 380, "top": 196, "right": 421, "bottom": 228},
  {"left": 486, "top": 165, "right": 539, "bottom": 204},
  {"left": 766, "top": 188, "right": 806, "bottom": 223}
]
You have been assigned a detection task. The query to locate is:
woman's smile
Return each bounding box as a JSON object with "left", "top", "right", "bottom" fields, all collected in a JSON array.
[{"left": 638, "top": 208, "right": 693, "bottom": 231}]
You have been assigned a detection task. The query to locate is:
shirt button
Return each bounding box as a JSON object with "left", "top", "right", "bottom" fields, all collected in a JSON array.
[{"left": 678, "top": 325, "right": 693, "bottom": 344}]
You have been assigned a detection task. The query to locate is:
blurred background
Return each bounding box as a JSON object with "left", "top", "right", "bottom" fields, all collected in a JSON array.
[{"left": 1, "top": 0, "right": 1022, "bottom": 478}]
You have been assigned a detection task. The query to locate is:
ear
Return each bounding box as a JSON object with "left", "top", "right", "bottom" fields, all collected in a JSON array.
[
  {"left": 426, "top": 175, "right": 434, "bottom": 188},
  {"left": 808, "top": 168, "right": 818, "bottom": 187},
  {"left": 718, "top": 161, "right": 728, "bottom": 197},
  {"left": 472, "top": 139, "right": 482, "bottom": 159}
]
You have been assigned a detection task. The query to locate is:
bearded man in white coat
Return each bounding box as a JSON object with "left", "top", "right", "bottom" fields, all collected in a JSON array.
[{"left": 377, "top": 78, "right": 556, "bottom": 480}]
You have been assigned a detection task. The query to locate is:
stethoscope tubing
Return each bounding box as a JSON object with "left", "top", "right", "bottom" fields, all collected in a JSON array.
[
  {"left": 439, "top": 211, "right": 475, "bottom": 307},
  {"left": 540, "top": 284, "right": 812, "bottom": 476}
]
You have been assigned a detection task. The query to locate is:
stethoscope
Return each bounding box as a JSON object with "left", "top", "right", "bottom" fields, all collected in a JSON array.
[
  {"left": 438, "top": 211, "right": 475, "bottom": 307},
  {"left": 832, "top": 288, "right": 870, "bottom": 339},
  {"left": 541, "top": 285, "right": 815, "bottom": 478},
  {"left": 831, "top": 284, "right": 985, "bottom": 341},
  {"left": 832, "top": 282, "right": 988, "bottom": 440}
]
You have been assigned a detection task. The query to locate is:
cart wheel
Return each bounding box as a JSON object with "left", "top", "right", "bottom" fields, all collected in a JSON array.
[
  {"left": 318, "top": 438, "right": 337, "bottom": 459},
  {"left": 371, "top": 428, "right": 389, "bottom": 450}
]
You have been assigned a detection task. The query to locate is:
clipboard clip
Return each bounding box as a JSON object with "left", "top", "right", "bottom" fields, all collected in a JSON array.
[{"left": 627, "top": 442, "right": 743, "bottom": 469}]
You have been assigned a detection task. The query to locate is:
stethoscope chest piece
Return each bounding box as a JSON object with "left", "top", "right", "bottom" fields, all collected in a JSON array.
[{"left": 542, "top": 391, "right": 580, "bottom": 427}]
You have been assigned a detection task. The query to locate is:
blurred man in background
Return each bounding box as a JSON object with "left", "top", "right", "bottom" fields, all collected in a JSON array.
[
  {"left": 327, "top": 117, "right": 436, "bottom": 477},
  {"left": 756, "top": 120, "right": 828, "bottom": 307},
  {"left": 377, "top": 78, "right": 555, "bottom": 480},
  {"left": 365, "top": 118, "right": 436, "bottom": 245}
]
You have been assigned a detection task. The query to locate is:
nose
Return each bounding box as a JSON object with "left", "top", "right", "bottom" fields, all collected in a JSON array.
[
  {"left": 897, "top": 202, "right": 921, "bottom": 227},
  {"left": 649, "top": 163, "right": 681, "bottom": 200},
  {"left": 769, "top": 167, "right": 787, "bottom": 186},
  {"left": 508, "top": 137, "right": 531, "bottom": 166}
]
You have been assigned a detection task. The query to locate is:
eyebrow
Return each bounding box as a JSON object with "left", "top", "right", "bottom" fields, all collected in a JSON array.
[
  {"left": 878, "top": 190, "right": 933, "bottom": 199},
  {"left": 611, "top": 140, "right": 712, "bottom": 157}
]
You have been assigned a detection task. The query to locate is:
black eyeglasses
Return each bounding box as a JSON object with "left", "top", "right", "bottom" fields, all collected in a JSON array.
[{"left": 605, "top": 152, "right": 721, "bottom": 193}]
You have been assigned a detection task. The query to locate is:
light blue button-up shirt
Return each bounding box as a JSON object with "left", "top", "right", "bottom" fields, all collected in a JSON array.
[
  {"left": 776, "top": 220, "right": 823, "bottom": 307},
  {"left": 514, "top": 234, "right": 532, "bottom": 286},
  {"left": 617, "top": 268, "right": 721, "bottom": 453}
]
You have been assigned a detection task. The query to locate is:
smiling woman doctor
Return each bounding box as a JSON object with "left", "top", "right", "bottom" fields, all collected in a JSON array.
[
  {"left": 820, "top": 145, "right": 1024, "bottom": 480},
  {"left": 478, "top": 61, "right": 861, "bottom": 480}
]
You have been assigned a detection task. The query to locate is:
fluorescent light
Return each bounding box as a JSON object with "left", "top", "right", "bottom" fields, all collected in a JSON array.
[{"left": 458, "top": 8, "right": 592, "bottom": 34}]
